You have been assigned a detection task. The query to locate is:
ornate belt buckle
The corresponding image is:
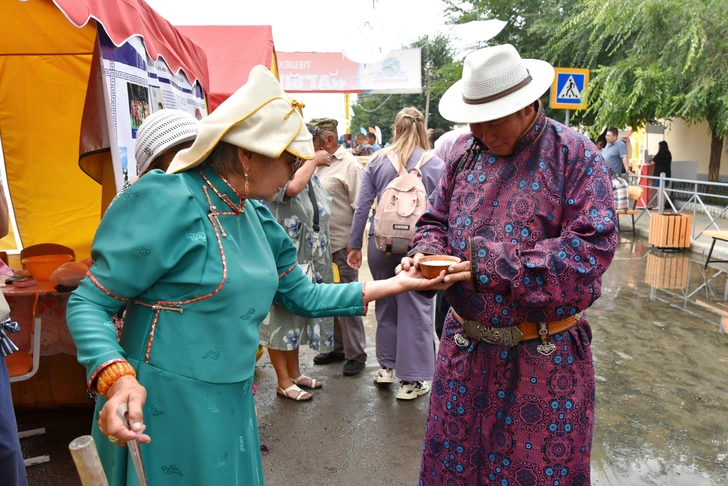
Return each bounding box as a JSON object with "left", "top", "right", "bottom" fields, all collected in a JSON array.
[
  {"left": 536, "top": 322, "right": 556, "bottom": 356},
  {"left": 462, "top": 320, "right": 522, "bottom": 347}
]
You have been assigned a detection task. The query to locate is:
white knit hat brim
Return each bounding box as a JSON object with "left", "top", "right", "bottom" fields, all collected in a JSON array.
[{"left": 134, "top": 109, "right": 199, "bottom": 173}]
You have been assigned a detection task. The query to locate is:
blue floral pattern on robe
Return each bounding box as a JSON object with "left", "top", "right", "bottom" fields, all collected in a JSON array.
[{"left": 259, "top": 175, "right": 334, "bottom": 351}]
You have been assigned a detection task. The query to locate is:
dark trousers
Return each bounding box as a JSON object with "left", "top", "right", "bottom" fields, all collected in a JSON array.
[
  {"left": 0, "top": 356, "right": 27, "bottom": 486},
  {"left": 434, "top": 291, "right": 450, "bottom": 340},
  {"left": 331, "top": 249, "right": 367, "bottom": 362}
]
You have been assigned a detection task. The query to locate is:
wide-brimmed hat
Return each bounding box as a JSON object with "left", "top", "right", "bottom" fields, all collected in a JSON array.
[
  {"left": 439, "top": 44, "right": 555, "bottom": 124},
  {"left": 167, "top": 66, "right": 314, "bottom": 174},
  {"left": 135, "top": 109, "right": 198, "bottom": 174}
]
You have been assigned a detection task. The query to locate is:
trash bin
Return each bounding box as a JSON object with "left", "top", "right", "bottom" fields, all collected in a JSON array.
[{"left": 648, "top": 213, "right": 692, "bottom": 249}]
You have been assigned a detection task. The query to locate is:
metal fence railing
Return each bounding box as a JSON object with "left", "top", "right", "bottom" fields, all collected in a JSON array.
[
  {"left": 629, "top": 174, "right": 728, "bottom": 328},
  {"left": 629, "top": 173, "right": 728, "bottom": 240}
]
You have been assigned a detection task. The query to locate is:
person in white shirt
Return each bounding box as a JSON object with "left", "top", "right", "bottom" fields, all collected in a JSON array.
[{"left": 308, "top": 118, "right": 368, "bottom": 377}]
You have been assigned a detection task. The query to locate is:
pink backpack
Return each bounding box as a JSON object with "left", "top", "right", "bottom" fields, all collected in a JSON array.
[{"left": 374, "top": 151, "right": 434, "bottom": 256}]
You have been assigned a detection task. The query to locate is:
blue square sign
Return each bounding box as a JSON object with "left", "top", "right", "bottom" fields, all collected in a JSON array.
[{"left": 550, "top": 68, "right": 590, "bottom": 110}]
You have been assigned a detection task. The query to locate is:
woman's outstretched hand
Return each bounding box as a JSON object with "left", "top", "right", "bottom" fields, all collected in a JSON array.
[
  {"left": 397, "top": 253, "right": 472, "bottom": 290},
  {"left": 361, "top": 253, "right": 472, "bottom": 304},
  {"left": 393, "top": 264, "right": 447, "bottom": 292}
]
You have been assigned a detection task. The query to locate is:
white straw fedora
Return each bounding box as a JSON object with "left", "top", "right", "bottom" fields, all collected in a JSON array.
[
  {"left": 439, "top": 44, "right": 555, "bottom": 124},
  {"left": 167, "top": 65, "right": 314, "bottom": 174}
]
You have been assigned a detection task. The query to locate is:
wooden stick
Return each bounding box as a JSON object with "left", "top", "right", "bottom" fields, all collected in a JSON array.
[
  {"left": 69, "top": 435, "right": 109, "bottom": 486},
  {"left": 18, "top": 427, "right": 45, "bottom": 439},
  {"left": 24, "top": 455, "right": 50, "bottom": 467}
]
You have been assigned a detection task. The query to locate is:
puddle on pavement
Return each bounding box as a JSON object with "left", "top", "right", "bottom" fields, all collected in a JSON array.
[{"left": 590, "top": 237, "right": 728, "bottom": 485}]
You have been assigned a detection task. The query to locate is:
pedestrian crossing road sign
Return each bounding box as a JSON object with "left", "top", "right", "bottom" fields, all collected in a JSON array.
[{"left": 550, "top": 68, "right": 590, "bottom": 110}]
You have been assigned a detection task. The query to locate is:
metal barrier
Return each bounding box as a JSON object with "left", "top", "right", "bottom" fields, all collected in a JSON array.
[
  {"left": 644, "top": 249, "right": 728, "bottom": 332},
  {"left": 629, "top": 173, "right": 728, "bottom": 240}
]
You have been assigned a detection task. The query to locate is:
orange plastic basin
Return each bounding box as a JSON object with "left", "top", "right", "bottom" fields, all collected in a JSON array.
[{"left": 21, "top": 254, "right": 73, "bottom": 281}]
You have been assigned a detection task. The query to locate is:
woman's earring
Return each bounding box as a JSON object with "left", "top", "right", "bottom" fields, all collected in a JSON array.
[{"left": 244, "top": 168, "right": 250, "bottom": 196}]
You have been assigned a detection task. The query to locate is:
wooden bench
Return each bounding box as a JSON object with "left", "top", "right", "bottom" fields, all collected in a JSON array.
[
  {"left": 616, "top": 186, "right": 643, "bottom": 235},
  {"left": 703, "top": 230, "right": 728, "bottom": 269}
]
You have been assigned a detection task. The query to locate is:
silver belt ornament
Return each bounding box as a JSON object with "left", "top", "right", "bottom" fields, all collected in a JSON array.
[
  {"left": 536, "top": 322, "right": 557, "bottom": 356},
  {"left": 454, "top": 318, "right": 571, "bottom": 356}
]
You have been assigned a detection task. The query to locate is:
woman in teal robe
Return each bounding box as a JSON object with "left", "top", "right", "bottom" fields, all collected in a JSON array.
[{"left": 66, "top": 66, "right": 457, "bottom": 486}]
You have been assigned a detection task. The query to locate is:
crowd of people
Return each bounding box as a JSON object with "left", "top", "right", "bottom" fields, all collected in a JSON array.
[{"left": 7, "top": 43, "right": 618, "bottom": 486}]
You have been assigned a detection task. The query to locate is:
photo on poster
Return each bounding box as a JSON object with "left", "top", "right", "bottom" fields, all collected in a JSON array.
[
  {"left": 150, "top": 86, "right": 164, "bottom": 113},
  {"left": 127, "top": 83, "right": 150, "bottom": 135},
  {"left": 119, "top": 146, "right": 130, "bottom": 185}
]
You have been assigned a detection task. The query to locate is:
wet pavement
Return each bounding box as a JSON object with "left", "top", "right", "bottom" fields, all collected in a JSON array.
[
  {"left": 590, "top": 236, "right": 728, "bottom": 485},
  {"left": 14, "top": 235, "right": 728, "bottom": 485}
]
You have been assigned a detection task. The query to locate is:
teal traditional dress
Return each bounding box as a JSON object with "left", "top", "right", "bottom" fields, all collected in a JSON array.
[
  {"left": 66, "top": 166, "right": 366, "bottom": 486},
  {"left": 260, "top": 175, "right": 335, "bottom": 352}
]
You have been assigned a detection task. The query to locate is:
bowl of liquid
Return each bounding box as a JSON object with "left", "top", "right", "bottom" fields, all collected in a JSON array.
[{"left": 419, "top": 255, "right": 461, "bottom": 279}]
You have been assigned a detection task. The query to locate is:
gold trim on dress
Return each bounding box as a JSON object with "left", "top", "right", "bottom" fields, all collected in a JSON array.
[
  {"left": 140, "top": 175, "right": 235, "bottom": 363},
  {"left": 86, "top": 272, "right": 128, "bottom": 302},
  {"left": 278, "top": 264, "right": 297, "bottom": 279}
]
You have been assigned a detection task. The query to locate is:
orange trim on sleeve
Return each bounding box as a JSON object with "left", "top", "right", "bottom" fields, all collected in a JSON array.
[
  {"left": 86, "top": 271, "right": 129, "bottom": 302},
  {"left": 87, "top": 358, "right": 126, "bottom": 392},
  {"left": 362, "top": 281, "right": 369, "bottom": 316},
  {"left": 278, "top": 263, "right": 297, "bottom": 279}
]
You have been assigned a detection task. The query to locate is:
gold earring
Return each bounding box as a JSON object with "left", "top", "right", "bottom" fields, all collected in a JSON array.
[{"left": 244, "top": 168, "right": 250, "bottom": 196}]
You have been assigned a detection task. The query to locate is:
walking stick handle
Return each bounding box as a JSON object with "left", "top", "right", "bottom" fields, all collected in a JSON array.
[{"left": 69, "top": 435, "right": 110, "bottom": 486}]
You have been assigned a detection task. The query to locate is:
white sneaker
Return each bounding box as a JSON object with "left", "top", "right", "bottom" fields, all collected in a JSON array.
[
  {"left": 373, "top": 367, "right": 395, "bottom": 384},
  {"left": 396, "top": 381, "right": 430, "bottom": 400}
]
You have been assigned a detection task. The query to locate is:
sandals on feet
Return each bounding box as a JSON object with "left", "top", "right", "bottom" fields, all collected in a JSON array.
[
  {"left": 276, "top": 384, "right": 312, "bottom": 401},
  {"left": 291, "top": 374, "right": 323, "bottom": 389}
]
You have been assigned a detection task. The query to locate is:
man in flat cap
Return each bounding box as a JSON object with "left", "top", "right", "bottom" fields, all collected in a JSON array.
[
  {"left": 308, "top": 117, "right": 338, "bottom": 134},
  {"left": 309, "top": 118, "right": 367, "bottom": 377}
]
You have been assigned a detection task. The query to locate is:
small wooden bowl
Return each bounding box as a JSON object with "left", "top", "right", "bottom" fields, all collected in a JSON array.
[{"left": 419, "top": 255, "right": 461, "bottom": 279}]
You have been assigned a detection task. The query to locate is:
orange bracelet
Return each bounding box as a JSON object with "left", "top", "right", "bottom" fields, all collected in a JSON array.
[{"left": 96, "top": 361, "right": 136, "bottom": 398}]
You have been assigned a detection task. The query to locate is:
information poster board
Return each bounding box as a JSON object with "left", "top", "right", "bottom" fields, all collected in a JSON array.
[{"left": 99, "top": 30, "right": 207, "bottom": 190}]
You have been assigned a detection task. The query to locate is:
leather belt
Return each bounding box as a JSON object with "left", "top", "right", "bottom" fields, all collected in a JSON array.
[{"left": 451, "top": 309, "right": 581, "bottom": 356}]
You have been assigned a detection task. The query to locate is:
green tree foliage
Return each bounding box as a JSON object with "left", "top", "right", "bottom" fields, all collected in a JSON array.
[
  {"left": 441, "top": 0, "right": 578, "bottom": 58},
  {"left": 440, "top": 0, "right": 596, "bottom": 125},
  {"left": 446, "top": 0, "right": 728, "bottom": 180},
  {"left": 552, "top": 0, "right": 728, "bottom": 180},
  {"left": 350, "top": 34, "right": 455, "bottom": 144}
]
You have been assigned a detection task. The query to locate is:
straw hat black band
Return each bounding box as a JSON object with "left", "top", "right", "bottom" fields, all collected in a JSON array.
[{"left": 462, "top": 74, "right": 533, "bottom": 105}]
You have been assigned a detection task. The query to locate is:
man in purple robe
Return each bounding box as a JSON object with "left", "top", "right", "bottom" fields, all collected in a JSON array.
[{"left": 399, "top": 44, "right": 617, "bottom": 485}]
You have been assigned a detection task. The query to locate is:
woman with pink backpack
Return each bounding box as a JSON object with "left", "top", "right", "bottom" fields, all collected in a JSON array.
[{"left": 347, "top": 107, "right": 445, "bottom": 400}]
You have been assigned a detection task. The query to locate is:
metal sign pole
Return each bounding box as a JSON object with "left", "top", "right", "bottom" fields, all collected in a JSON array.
[
  {"left": 423, "top": 66, "right": 432, "bottom": 130},
  {"left": 564, "top": 109, "right": 570, "bottom": 127}
]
